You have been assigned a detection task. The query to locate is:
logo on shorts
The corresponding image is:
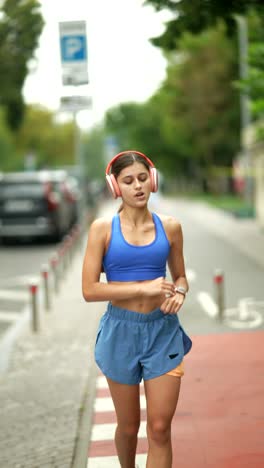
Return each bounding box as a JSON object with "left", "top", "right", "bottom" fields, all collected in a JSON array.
[{"left": 169, "top": 353, "right": 178, "bottom": 359}]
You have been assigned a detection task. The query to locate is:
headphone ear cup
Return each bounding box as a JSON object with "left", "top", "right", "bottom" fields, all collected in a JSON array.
[
  {"left": 150, "top": 168, "right": 158, "bottom": 192},
  {"left": 106, "top": 174, "right": 121, "bottom": 199}
]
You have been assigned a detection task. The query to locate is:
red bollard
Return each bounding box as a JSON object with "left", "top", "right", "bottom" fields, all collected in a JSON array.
[
  {"left": 29, "top": 282, "right": 39, "bottom": 332},
  {"left": 213, "top": 269, "right": 225, "bottom": 321},
  {"left": 58, "top": 244, "right": 67, "bottom": 274},
  {"left": 41, "top": 264, "right": 51, "bottom": 312},
  {"left": 50, "top": 253, "right": 59, "bottom": 294}
]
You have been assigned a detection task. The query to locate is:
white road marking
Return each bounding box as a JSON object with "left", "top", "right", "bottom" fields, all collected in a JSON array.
[
  {"left": 87, "top": 453, "right": 147, "bottom": 467},
  {"left": 186, "top": 269, "right": 196, "bottom": 282},
  {"left": 197, "top": 293, "right": 263, "bottom": 329},
  {"left": 96, "top": 375, "right": 144, "bottom": 390},
  {"left": 224, "top": 298, "right": 263, "bottom": 329},
  {"left": 0, "top": 289, "right": 28, "bottom": 301},
  {"left": 96, "top": 375, "right": 108, "bottom": 389},
  {"left": 0, "top": 311, "right": 22, "bottom": 322},
  {"left": 94, "top": 394, "right": 146, "bottom": 413},
  {"left": 0, "top": 275, "right": 37, "bottom": 287},
  {"left": 197, "top": 291, "right": 218, "bottom": 318},
  {"left": 91, "top": 421, "right": 147, "bottom": 441}
]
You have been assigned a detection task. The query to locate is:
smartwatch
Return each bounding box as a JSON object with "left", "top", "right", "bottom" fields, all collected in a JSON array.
[{"left": 175, "top": 286, "right": 187, "bottom": 296}]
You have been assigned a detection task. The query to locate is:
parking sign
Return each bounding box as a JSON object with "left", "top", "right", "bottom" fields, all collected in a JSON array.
[{"left": 59, "top": 21, "right": 88, "bottom": 86}]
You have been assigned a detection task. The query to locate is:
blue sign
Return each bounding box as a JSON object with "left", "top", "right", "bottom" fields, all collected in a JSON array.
[{"left": 60, "top": 35, "right": 87, "bottom": 62}]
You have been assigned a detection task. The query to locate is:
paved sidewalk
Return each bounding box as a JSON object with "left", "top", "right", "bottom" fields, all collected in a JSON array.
[
  {"left": 0, "top": 196, "right": 263, "bottom": 468},
  {"left": 0, "top": 242, "right": 104, "bottom": 468}
]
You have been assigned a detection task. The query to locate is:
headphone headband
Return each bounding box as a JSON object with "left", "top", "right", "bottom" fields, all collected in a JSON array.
[
  {"left": 105, "top": 150, "right": 158, "bottom": 198},
  {"left": 105, "top": 150, "right": 155, "bottom": 175}
]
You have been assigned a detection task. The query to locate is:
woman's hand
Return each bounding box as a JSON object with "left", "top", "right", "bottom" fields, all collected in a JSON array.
[
  {"left": 143, "top": 277, "right": 175, "bottom": 298},
  {"left": 160, "top": 291, "right": 185, "bottom": 314}
]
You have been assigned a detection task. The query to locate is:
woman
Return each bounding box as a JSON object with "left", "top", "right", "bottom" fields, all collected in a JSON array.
[{"left": 82, "top": 151, "right": 192, "bottom": 468}]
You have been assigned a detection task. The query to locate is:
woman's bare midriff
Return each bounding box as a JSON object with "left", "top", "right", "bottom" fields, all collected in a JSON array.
[{"left": 109, "top": 280, "right": 166, "bottom": 314}]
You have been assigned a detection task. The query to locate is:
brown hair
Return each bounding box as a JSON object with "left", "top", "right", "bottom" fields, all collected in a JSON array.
[
  {"left": 111, "top": 152, "right": 151, "bottom": 212},
  {"left": 111, "top": 152, "right": 150, "bottom": 177}
]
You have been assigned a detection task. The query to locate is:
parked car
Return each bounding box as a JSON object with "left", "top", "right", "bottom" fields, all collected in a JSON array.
[{"left": 0, "top": 170, "right": 80, "bottom": 242}]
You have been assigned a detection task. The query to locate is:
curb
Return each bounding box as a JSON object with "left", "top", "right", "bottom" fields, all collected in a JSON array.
[{"left": 71, "top": 360, "right": 99, "bottom": 468}]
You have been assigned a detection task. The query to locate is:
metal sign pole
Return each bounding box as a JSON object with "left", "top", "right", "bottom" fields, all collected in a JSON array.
[
  {"left": 59, "top": 21, "right": 91, "bottom": 224},
  {"left": 233, "top": 15, "right": 252, "bottom": 206},
  {"left": 73, "top": 108, "right": 84, "bottom": 222}
]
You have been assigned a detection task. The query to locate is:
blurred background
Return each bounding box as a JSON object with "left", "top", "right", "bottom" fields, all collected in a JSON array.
[{"left": 1, "top": 0, "right": 264, "bottom": 219}]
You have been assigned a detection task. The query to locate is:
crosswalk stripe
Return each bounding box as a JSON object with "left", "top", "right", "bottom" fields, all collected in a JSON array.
[
  {"left": 94, "top": 394, "right": 146, "bottom": 413},
  {"left": 0, "top": 311, "right": 22, "bottom": 322},
  {"left": 0, "top": 275, "right": 37, "bottom": 287},
  {"left": 96, "top": 375, "right": 108, "bottom": 389},
  {"left": 197, "top": 291, "right": 218, "bottom": 318},
  {"left": 87, "top": 453, "right": 147, "bottom": 467},
  {"left": 91, "top": 421, "right": 147, "bottom": 441},
  {"left": 0, "top": 289, "right": 28, "bottom": 301},
  {"left": 96, "top": 375, "right": 144, "bottom": 391}
]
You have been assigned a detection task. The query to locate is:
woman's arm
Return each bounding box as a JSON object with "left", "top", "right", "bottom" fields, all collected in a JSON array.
[
  {"left": 159, "top": 216, "right": 189, "bottom": 314},
  {"left": 167, "top": 220, "right": 189, "bottom": 292},
  {"left": 82, "top": 218, "right": 175, "bottom": 302}
]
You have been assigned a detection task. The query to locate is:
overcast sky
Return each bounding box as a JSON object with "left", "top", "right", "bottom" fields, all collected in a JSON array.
[{"left": 23, "top": 0, "right": 172, "bottom": 127}]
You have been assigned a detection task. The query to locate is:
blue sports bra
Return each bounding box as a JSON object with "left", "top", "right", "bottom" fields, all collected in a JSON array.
[{"left": 102, "top": 213, "right": 170, "bottom": 281}]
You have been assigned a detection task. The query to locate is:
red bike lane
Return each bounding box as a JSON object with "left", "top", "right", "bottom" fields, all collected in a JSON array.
[
  {"left": 88, "top": 330, "right": 264, "bottom": 467},
  {"left": 172, "top": 330, "right": 264, "bottom": 468}
]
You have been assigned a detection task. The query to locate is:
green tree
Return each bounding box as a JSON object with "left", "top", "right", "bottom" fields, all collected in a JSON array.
[
  {"left": 82, "top": 125, "right": 106, "bottom": 180},
  {"left": 234, "top": 11, "right": 264, "bottom": 141},
  {"left": 105, "top": 101, "right": 174, "bottom": 173},
  {"left": 164, "top": 23, "right": 240, "bottom": 170},
  {"left": 144, "top": 0, "right": 264, "bottom": 51},
  {"left": 15, "top": 105, "right": 75, "bottom": 168},
  {"left": 0, "top": 0, "right": 44, "bottom": 130},
  {"left": 105, "top": 23, "right": 240, "bottom": 181},
  {"left": 244, "top": 12, "right": 264, "bottom": 121},
  {"left": 0, "top": 108, "right": 17, "bottom": 171}
]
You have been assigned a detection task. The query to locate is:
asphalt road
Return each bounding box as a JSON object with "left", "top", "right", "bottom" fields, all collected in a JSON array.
[
  {"left": 0, "top": 238, "right": 60, "bottom": 336},
  {"left": 153, "top": 196, "right": 264, "bottom": 335}
]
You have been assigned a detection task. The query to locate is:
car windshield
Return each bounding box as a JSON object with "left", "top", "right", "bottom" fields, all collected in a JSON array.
[{"left": 0, "top": 182, "right": 44, "bottom": 198}]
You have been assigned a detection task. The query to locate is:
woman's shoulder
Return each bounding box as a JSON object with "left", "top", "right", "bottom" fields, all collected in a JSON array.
[
  {"left": 155, "top": 213, "right": 182, "bottom": 232},
  {"left": 89, "top": 216, "right": 113, "bottom": 236}
]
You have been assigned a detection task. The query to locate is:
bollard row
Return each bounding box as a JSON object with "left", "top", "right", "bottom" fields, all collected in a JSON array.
[{"left": 28, "top": 223, "right": 84, "bottom": 333}]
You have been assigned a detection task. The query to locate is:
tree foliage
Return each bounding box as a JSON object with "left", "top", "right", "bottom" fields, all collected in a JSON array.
[
  {"left": 105, "top": 22, "right": 240, "bottom": 180},
  {"left": 15, "top": 105, "right": 75, "bottom": 169},
  {"left": 104, "top": 101, "right": 176, "bottom": 174},
  {"left": 144, "top": 0, "right": 264, "bottom": 51},
  {"left": 81, "top": 125, "right": 106, "bottom": 180},
  {"left": 0, "top": 0, "right": 44, "bottom": 130},
  {"left": 233, "top": 10, "right": 264, "bottom": 141},
  {"left": 0, "top": 109, "right": 16, "bottom": 171},
  {"left": 165, "top": 23, "right": 240, "bottom": 168},
  {"left": 245, "top": 11, "right": 264, "bottom": 121}
]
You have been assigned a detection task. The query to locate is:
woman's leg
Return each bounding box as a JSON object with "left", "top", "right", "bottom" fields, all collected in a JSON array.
[
  {"left": 106, "top": 377, "right": 141, "bottom": 468},
  {"left": 144, "top": 374, "right": 181, "bottom": 468}
]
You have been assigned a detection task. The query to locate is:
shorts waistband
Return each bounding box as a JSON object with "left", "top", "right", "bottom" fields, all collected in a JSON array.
[{"left": 107, "top": 303, "right": 165, "bottom": 322}]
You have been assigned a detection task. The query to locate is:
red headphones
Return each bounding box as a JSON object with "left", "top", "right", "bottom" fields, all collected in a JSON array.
[{"left": 105, "top": 150, "right": 158, "bottom": 199}]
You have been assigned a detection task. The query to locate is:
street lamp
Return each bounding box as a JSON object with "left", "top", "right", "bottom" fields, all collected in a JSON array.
[{"left": 233, "top": 14, "right": 253, "bottom": 205}]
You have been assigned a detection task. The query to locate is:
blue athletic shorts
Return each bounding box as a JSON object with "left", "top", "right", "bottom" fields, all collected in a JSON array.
[{"left": 95, "top": 302, "right": 192, "bottom": 385}]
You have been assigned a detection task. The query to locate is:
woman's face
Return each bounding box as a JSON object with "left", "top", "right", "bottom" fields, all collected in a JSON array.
[{"left": 116, "top": 162, "right": 151, "bottom": 205}]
